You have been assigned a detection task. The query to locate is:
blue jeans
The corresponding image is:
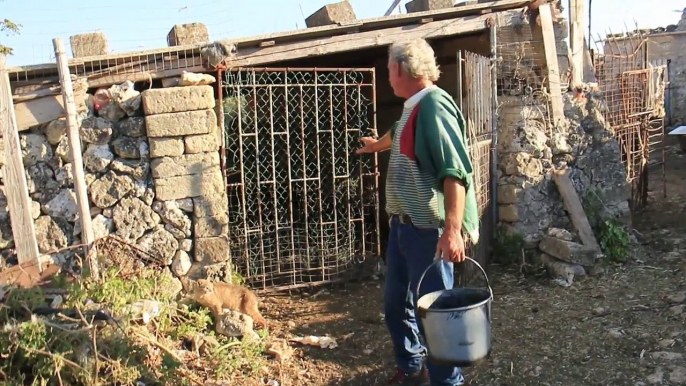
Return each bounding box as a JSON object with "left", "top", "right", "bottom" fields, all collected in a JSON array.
[{"left": 384, "top": 216, "right": 464, "bottom": 386}]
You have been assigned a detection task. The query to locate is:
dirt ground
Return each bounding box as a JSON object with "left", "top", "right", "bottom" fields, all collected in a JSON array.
[{"left": 242, "top": 139, "right": 686, "bottom": 386}]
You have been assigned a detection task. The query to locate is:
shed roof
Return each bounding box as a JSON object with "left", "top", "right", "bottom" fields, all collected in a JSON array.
[{"left": 7, "top": 0, "right": 530, "bottom": 85}]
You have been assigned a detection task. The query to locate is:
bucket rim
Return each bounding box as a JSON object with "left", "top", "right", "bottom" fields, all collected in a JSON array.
[{"left": 418, "top": 288, "right": 493, "bottom": 313}]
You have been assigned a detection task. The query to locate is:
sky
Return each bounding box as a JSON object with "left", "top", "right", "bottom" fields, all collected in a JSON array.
[{"left": 2, "top": 0, "right": 685, "bottom": 67}]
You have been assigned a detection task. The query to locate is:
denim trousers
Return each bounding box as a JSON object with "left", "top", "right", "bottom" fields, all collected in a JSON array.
[{"left": 384, "top": 216, "right": 465, "bottom": 386}]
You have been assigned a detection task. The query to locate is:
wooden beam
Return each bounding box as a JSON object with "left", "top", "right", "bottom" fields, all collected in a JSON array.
[
  {"left": 53, "top": 38, "right": 98, "bottom": 278},
  {"left": 569, "top": 0, "right": 585, "bottom": 87},
  {"left": 0, "top": 258, "right": 61, "bottom": 288},
  {"left": 0, "top": 54, "right": 41, "bottom": 264},
  {"left": 14, "top": 89, "right": 86, "bottom": 131},
  {"left": 230, "top": 13, "right": 496, "bottom": 67},
  {"left": 536, "top": 3, "right": 565, "bottom": 126},
  {"left": 552, "top": 168, "right": 601, "bottom": 253}
]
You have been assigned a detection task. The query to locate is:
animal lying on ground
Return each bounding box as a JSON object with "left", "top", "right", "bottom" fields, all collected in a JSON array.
[{"left": 180, "top": 277, "right": 268, "bottom": 328}]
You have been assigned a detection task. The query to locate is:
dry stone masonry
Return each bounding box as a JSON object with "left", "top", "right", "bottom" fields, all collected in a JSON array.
[
  {"left": 69, "top": 32, "right": 109, "bottom": 58},
  {"left": 305, "top": 1, "right": 357, "bottom": 28}
]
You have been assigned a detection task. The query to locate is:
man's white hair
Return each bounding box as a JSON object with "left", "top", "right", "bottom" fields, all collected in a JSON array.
[{"left": 388, "top": 38, "right": 441, "bottom": 82}]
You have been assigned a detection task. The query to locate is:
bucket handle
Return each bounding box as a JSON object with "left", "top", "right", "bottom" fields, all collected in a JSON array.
[{"left": 416, "top": 255, "right": 493, "bottom": 303}]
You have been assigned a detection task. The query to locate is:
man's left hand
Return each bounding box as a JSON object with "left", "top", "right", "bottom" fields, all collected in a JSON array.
[{"left": 436, "top": 227, "right": 466, "bottom": 263}]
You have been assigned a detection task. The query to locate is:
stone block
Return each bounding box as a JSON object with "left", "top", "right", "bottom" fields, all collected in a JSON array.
[
  {"left": 305, "top": 1, "right": 356, "bottom": 28},
  {"left": 195, "top": 236, "right": 230, "bottom": 264},
  {"left": 184, "top": 124, "right": 220, "bottom": 154},
  {"left": 499, "top": 204, "right": 519, "bottom": 222},
  {"left": 149, "top": 138, "right": 185, "bottom": 158},
  {"left": 154, "top": 169, "right": 223, "bottom": 201},
  {"left": 167, "top": 23, "right": 210, "bottom": 47},
  {"left": 194, "top": 214, "right": 229, "bottom": 238},
  {"left": 405, "top": 0, "right": 453, "bottom": 13},
  {"left": 145, "top": 109, "right": 215, "bottom": 138},
  {"left": 497, "top": 185, "right": 519, "bottom": 204},
  {"left": 539, "top": 236, "right": 599, "bottom": 267},
  {"left": 150, "top": 153, "right": 220, "bottom": 179},
  {"left": 141, "top": 86, "right": 215, "bottom": 115},
  {"left": 69, "top": 32, "right": 108, "bottom": 58},
  {"left": 193, "top": 195, "right": 228, "bottom": 218}
]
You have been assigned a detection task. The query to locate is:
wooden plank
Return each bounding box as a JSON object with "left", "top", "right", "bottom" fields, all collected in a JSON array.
[
  {"left": 552, "top": 168, "right": 601, "bottom": 252},
  {"left": 53, "top": 38, "right": 98, "bottom": 278},
  {"left": 14, "top": 90, "right": 86, "bottom": 131},
  {"left": 0, "top": 259, "right": 61, "bottom": 288},
  {"left": 568, "top": 0, "right": 585, "bottom": 87},
  {"left": 0, "top": 54, "right": 41, "bottom": 264},
  {"left": 536, "top": 3, "right": 565, "bottom": 126},
  {"left": 230, "top": 13, "right": 497, "bottom": 67}
]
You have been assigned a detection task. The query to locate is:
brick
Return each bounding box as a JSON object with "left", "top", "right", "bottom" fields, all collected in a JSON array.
[
  {"left": 539, "top": 236, "right": 599, "bottom": 267},
  {"left": 167, "top": 23, "right": 210, "bottom": 47},
  {"left": 305, "top": 1, "right": 356, "bottom": 28},
  {"left": 145, "top": 109, "right": 215, "bottom": 138},
  {"left": 194, "top": 214, "right": 229, "bottom": 238},
  {"left": 150, "top": 153, "right": 220, "bottom": 179},
  {"left": 184, "top": 125, "right": 220, "bottom": 154},
  {"left": 69, "top": 32, "right": 108, "bottom": 58},
  {"left": 142, "top": 86, "right": 215, "bottom": 115},
  {"left": 405, "top": 0, "right": 453, "bottom": 13},
  {"left": 149, "top": 138, "right": 185, "bottom": 158},
  {"left": 193, "top": 195, "right": 228, "bottom": 218},
  {"left": 154, "top": 169, "right": 223, "bottom": 201},
  {"left": 194, "top": 236, "right": 230, "bottom": 264}
]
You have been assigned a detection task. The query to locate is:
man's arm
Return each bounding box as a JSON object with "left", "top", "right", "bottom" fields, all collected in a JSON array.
[
  {"left": 443, "top": 178, "right": 467, "bottom": 233},
  {"left": 357, "top": 131, "right": 392, "bottom": 154}
]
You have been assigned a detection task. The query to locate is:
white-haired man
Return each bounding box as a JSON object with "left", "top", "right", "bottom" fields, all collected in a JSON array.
[{"left": 357, "top": 38, "right": 479, "bottom": 386}]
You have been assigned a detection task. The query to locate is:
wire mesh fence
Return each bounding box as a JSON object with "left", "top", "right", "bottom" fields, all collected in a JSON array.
[
  {"left": 221, "top": 68, "right": 380, "bottom": 291},
  {"left": 594, "top": 33, "right": 667, "bottom": 210}
]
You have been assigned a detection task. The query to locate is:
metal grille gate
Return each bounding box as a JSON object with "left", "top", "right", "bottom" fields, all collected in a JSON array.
[
  {"left": 221, "top": 68, "right": 380, "bottom": 291},
  {"left": 456, "top": 51, "right": 496, "bottom": 284}
]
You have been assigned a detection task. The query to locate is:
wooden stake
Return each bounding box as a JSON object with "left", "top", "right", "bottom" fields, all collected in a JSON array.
[
  {"left": 52, "top": 38, "right": 98, "bottom": 278},
  {"left": 569, "top": 0, "right": 586, "bottom": 87},
  {"left": 552, "top": 168, "right": 601, "bottom": 253},
  {"left": 537, "top": 3, "right": 565, "bottom": 127},
  {"left": 0, "top": 55, "right": 41, "bottom": 264}
]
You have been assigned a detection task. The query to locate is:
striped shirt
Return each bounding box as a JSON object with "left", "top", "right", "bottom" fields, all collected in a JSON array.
[{"left": 385, "top": 86, "right": 480, "bottom": 243}]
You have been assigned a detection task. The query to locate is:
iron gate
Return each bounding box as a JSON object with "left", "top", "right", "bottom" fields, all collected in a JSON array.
[
  {"left": 456, "top": 50, "right": 496, "bottom": 284},
  {"left": 221, "top": 68, "right": 380, "bottom": 291}
]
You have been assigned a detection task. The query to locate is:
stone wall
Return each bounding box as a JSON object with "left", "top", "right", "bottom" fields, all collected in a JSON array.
[
  {"left": 497, "top": 92, "right": 631, "bottom": 249},
  {"left": 0, "top": 82, "right": 230, "bottom": 281}
]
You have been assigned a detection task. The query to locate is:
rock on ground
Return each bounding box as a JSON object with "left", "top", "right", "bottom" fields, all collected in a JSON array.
[{"left": 216, "top": 310, "right": 260, "bottom": 340}]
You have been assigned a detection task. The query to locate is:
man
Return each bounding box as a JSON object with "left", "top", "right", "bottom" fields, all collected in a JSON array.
[{"left": 357, "top": 38, "right": 479, "bottom": 386}]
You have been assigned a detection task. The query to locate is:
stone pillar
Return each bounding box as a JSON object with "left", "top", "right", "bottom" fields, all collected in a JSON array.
[
  {"left": 167, "top": 23, "right": 210, "bottom": 46},
  {"left": 142, "top": 85, "right": 230, "bottom": 280},
  {"left": 305, "top": 1, "right": 357, "bottom": 28},
  {"left": 405, "top": 0, "right": 453, "bottom": 13},
  {"left": 69, "top": 32, "right": 108, "bottom": 58}
]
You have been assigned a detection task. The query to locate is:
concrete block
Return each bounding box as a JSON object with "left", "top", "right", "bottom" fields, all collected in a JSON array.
[
  {"left": 539, "top": 236, "right": 599, "bottom": 267},
  {"left": 150, "top": 153, "right": 220, "bottom": 179},
  {"left": 167, "top": 23, "right": 210, "bottom": 46},
  {"left": 498, "top": 204, "right": 519, "bottom": 222},
  {"left": 193, "top": 195, "right": 229, "bottom": 218},
  {"left": 497, "top": 185, "right": 519, "bottom": 204},
  {"left": 195, "top": 236, "right": 230, "bottom": 264},
  {"left": 142, "top": 86, "right": 215, "bottom": 115},
  {"left": 194, "top": 214, "right": 229, "bottom": 238},
  {"left": 153, "top": 169, "right": 223, "bottom": 201},
  {"left": 145, "top": 109, "right": 215, "bottom": 138},
  {"left": 69, "top": 32, "right": 108, "bottom": 58},
  {"left": 149, "top": 137, "right": 185, "bottom": 158},
  {"left": 406, "top": 0, "right": 454, "bottom": 13},
  {"left": 305, "top": 1, "right": 356, "bottom": 28}
]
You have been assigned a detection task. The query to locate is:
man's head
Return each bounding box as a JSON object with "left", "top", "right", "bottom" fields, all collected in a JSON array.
[{"left": 387, "top": 38, "right": 440, "bottom": 99}]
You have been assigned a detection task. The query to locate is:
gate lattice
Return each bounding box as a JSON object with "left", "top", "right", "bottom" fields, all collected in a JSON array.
[
  {"left": 221, "top": 68, "right": 380, "bottom": 291},
  {"left": 456, "top": 51, "right": 496, "bottom": 284}
]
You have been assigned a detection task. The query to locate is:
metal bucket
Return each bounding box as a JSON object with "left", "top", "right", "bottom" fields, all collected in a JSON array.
[{"left": 416, "top": 257, "right": 493, "bottom": 367}]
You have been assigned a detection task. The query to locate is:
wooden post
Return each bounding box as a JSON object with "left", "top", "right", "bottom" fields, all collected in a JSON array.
[
  {"left": 52, "top": 38, "right": 98, "bottom": 278},
  {"left": 569, "top": 0, "right": 585, "bottom": 87},
  {"left": 0, "top": 55, "right": 41, "bottom": 264},
  {"left": 537, "top": 3, "right": 565, "bottom": 127}
]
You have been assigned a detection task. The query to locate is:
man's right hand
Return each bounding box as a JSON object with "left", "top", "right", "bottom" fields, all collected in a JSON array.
[{"left": 356, "top": 137, "right": 378, "bottom": 154}]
